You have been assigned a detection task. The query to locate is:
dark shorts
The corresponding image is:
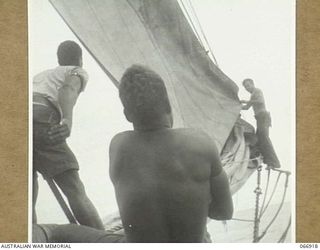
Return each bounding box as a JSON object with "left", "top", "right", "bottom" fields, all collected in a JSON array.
[
  {"left": 33, "top": 93, "right": 79, "bottom": 179},
  {"left": 33, "top": 141, "right": 79, "bottom": 179},
  {"left": 255, "top": 111, "right": 272, "bottom": 129}
]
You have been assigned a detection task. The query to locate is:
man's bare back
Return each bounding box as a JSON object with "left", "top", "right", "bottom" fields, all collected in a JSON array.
[
  {"left": 110, "top": 128, "right": 232, "bottom": 242},
  {"left": 107, "top": 65, "right": 233, "bottom": 242}
]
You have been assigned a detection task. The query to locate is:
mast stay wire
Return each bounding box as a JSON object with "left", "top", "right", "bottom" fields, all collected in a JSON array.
[
  {"left": 255, "top": 172, "right": 290, "bottom": 242},
  {"left": 277, "top": 215, "right": 291, "bottom": 243},
  {"left": 259, "top": 172, "right": 282, "bottom": 219},
  {"left": 179, "top": 0, "right": 205, "bottom": 49},
  {"left": 186, "top": 0, "right": 219, "bottom": 67},
  {"left": 179, "top": 0, "right": 219, "bottom": 67}
]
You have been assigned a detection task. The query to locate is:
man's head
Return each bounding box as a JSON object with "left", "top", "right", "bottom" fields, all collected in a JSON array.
[
  {"left": 119, "top": 65, "right": 172, "bottom": 127},
  {"left": 242, "top": 78, "right": 255, "bottom": 93},
  {"left": 57, "top": 40, "right": 83, "bottom": 67}
]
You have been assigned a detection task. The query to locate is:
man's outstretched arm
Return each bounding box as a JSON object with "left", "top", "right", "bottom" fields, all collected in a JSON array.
[
  {"left": 240, "top": 99, "right": 253, "bottom": 110},
  {"left": 47, "top": 75, "right": 82, "bottom": 144},
  {"left": 241, "top": 89, "right": 264, "bottom": 110}
]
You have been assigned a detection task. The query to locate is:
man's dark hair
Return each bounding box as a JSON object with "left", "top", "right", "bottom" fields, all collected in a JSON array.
[
  {"left": 57, "top": 40, "right": 82, "bottom": 66},
  {"left": 119, "top": 65, "right": 171, "bottom": 123},
  {"left": 242, "top": 78, "right": 254, "bottom": 86}
]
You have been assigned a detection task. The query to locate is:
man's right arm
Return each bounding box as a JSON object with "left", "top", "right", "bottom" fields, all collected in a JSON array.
[
  {"left": 58, "top": 74, "right": 82, "bottom": 131},
  {"left": 207, "top": 140, "right": 233, "bottom": 220},
  {"left": 47, "top": 75, "right": 81, "bottom": 144}
]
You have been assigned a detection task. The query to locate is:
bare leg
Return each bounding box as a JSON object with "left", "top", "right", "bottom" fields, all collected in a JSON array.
[
  {"left": 33, "top": 171, "right": 39, "bottom": 224},
  {"left": 54, "top": 170, "right": 104, "bottom": 230}
]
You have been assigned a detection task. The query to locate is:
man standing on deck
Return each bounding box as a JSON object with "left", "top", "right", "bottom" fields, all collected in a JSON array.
[
  {"left": 241, "top": 78, "right": 281, "bottom": 169},
  {"left": 32, "top": 40, "right": 104, "bottom": 229}
]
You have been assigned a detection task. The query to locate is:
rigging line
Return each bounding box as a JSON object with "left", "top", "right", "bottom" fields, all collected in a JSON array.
[
  {"left": 179, "top": 0, "right": 205, "bottom": 49},
  {"left": 259, "top": 169, "right": 271, "bottom": 216},
  {"left": 256, "top": 174, "right": 290, "bottom": 242},
  {"left": 187, "top": 0, "right": 219, "bottom": 67},
  {"left": 231, "top": 218, "right": 254, "bottom": 222},
  {"left": 277, "top": 215, "right": 291, "bottom": 243},
  {"left": 259, "top": 171, "right": 282, "bottom": 219}
]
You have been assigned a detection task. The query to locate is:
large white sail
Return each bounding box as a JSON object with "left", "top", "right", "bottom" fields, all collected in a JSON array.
[{"left": 50, "top": 0, "right": 241, "bottom": 152}]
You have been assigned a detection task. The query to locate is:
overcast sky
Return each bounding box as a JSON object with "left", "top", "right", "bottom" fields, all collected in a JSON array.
[{"left": 29, "top": 0, "right": 295, "bottom": 229}]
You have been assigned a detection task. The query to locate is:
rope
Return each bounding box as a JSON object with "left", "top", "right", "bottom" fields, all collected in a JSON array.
[
  {"left": 231, "top": 218, "right": 254, "bottom": 222},
  {"left": 259, "top": 172, "right": 282, "bottom": 219},
  {"left": 187, "top": 0, "right": 219, "bottom": 66},
  {"left": 277, "top": 215, "right": 291, "bottom": 243},
  {"left": 179, "top": 0, "right": 205, "bottom": 49},
  {"left": 255, "top": 173, "right": 290, "bottom": 242}
]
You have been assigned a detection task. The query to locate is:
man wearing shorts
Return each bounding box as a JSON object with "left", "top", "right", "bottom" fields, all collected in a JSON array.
[{"left": 33, "top": 40, "right": 104, "bottom": 230}]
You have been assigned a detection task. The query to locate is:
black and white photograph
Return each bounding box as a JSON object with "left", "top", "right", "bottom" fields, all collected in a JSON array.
[{"left": 29, "top": 0, "right": 295, "bottom": 243}]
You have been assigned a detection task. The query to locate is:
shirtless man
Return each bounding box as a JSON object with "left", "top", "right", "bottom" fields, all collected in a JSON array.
[
  {"left": 109, "top": 65, "right": 233, "bottom": 242},
  {"left": 241, "top": 78, "right": 281, "bottom": 169}
]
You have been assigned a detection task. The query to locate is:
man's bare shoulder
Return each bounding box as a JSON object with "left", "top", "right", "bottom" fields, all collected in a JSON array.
[{"left": 110, "top": 130, "right": 134, "bottom": 149}]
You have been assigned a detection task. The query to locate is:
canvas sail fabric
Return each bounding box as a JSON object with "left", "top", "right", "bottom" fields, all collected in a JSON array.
[
  {"left": 221, "top": 118, "right": 257, "bottom": 194},
  {"left": 50, "top": 0, "right": 256, "bottom": 193},
  {"left": 50, "top": 0, "right": 241, "bottom": 151}
]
